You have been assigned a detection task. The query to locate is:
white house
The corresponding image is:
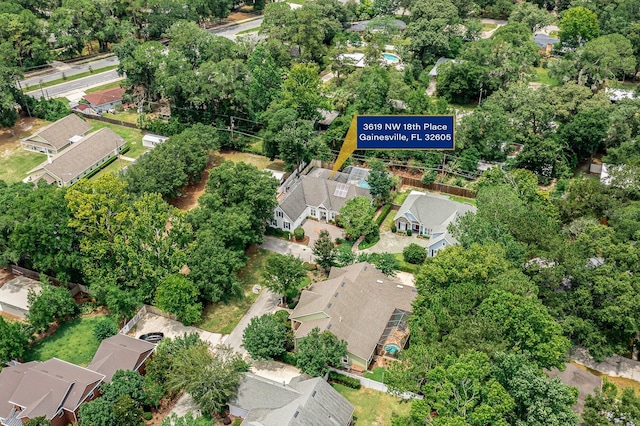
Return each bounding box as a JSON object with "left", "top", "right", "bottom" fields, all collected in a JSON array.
[
  {"left": 272, "top": 167, "right": 371, "bottom": 231},
  {"left": 394, "top": 191, "right": 476, "bottom": 257}
]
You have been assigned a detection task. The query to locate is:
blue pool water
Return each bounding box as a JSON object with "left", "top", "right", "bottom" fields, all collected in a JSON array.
[{"left": 382, "top": 53, "right": 400, "bottom": 63}]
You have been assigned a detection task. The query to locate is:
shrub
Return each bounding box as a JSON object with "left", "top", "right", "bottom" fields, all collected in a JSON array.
[
  {"left": 376, "top": 204, "right": 392, "bottom": 226},
  {"left": 403, "top": 243, "right": 427, "bottom": 265},
  {"left": 143, "top": 412, "right": 153, "bottom": 421},
  {"left": 406, "top": 229, "right": 412, "bottom": 237},
  {"left": 93, "top": 317, "right": 118, "bottom": 341},
  {"left": 328, "top": 371, "right": 361, "bottom": 389},
  {"left": 421, "top": 170, "right": 438, "bottom": 185},
  {"left": 279, "top": 351, "right": 297, "bottom": 365},
  {"left": 391, "top": 224, "right": 397, "bottom": 233},
  {"left": 293, "top": 227, "right": 305, "bottom": 241}
]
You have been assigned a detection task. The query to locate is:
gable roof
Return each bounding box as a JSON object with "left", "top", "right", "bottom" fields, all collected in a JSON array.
[
  {"left": 87, "top": 334, "right": 156, "bottom": 382},
  {"left": 230, "top": 374, "right": 354, "bottom": 426},
  {"left": 0, "top": 362, "right": 38, "bottom": 419},
  {"left": 534, "top": 33, "right": 559, "bottom": 49},
  {"left": 83, "top": 87, "right": 125, "bottom": 108},
  {"left": 290, "top": 263, "right": 416, "bottom": 362},
  {"left": 29, "top": 128, "right": 126, "bottom": 185},
  {"left": 6, "top": 359, "right": 104, "bottom": 420},
  {"left": 22, "top": 114, "right": 92, "bottom": 151},
  {"left": 278, "top": 168, "right": 371, "bottom": 221},
  {"left": 394, "top": 191, "right": 476, "bottom": 240}
]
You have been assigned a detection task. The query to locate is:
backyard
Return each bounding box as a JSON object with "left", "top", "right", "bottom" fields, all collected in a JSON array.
[
  {"left": 196, "top": 248, "right": 274, "bottom": 334},
  {"left": 332, "top": 384, "right": 411, "bottom": 425},
  {"left": 24, "top": 315, "right": 106, "bottom": 367},
  {"left": 0, "top": 117, "right": 48, "bottom": 183}
]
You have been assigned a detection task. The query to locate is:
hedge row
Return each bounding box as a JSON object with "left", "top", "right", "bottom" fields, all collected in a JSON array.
[
  {"left": 328, "top": 371, "right": 362, "bottom": 389},
  {"left": 376, "top": 204, "right": 392, "bottom": 226}
]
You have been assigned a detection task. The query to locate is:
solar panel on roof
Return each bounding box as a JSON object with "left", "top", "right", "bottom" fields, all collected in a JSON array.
[{"left": 334, "top": 183, "right": 349, "bottom": 198}]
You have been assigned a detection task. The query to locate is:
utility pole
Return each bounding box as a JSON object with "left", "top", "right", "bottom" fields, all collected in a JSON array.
[
  {"left": 230, "top": 116, "right": 235, "bottom": 139},
  {"left": 14, "top": 76, "right": 31, "bottom": 117}
]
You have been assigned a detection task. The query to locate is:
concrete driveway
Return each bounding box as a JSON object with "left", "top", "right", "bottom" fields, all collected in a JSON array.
[
  {"left": 260, "top": 236, "right": 316, "bottom": 263},
  {"left": 302, "top": 220, "right": 344, "bottom": 246},
  {"left": 361, "top": 232, "right": 430, "bottom": 254},
  {"left": 133, "top": 312, "right": 226, "bottom": 347}
]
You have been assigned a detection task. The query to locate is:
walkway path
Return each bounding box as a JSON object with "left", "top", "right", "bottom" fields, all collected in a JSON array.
[{"left": 260, "top": 236, "right": 316, "bottom": 263}]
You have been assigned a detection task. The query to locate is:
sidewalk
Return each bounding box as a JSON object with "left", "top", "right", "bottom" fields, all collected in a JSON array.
[{"left": 572, "top": 347, "right": 640, "bottom": 382}]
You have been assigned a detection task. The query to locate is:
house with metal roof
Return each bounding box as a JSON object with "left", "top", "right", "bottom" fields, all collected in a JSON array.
[
  {"left": 0, "top": 359, "right": 104, "bottom": 426},
  {"left": 87, "top": 334, "right": 156, "bottom": 382},
  {"left": 228, "top": 373, "right": 354, "bottom": 426},
  {"left": 272, "top": 167, "right": 371, "bottom": 232},
  {"left": 20, "top": 114, "right": 92, "bottom": 155},
  {"left": 26, "top": 128, "right": 126, "bottom": 187},
  {"left": 289, "top": 262, "right": 416, "bottom": 370},
  {"left": 394, "top": 190, "right": 476, "bottom": 257}
]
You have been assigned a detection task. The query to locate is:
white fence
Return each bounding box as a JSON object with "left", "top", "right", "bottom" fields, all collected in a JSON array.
[
  {"left": 119, "top": 305, "right": 147, "bottom": 334},
  {"left": 328, "top": 368, "right": 421, "bottom": 400}
]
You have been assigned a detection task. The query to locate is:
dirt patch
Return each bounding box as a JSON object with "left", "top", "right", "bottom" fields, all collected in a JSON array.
[
  {"left": 169, "top": 156, "right": 215, "bottom": 211},
  {"left": 146, "top": 394, "right": 182, "bottom": 426},
  {"left": 0, "top": 117, "right": 46, "bottom": 155}
]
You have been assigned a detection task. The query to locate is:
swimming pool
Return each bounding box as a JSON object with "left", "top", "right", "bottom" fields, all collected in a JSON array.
[{"left": 382, "top": 53, "right": 400, "bottom": 63}]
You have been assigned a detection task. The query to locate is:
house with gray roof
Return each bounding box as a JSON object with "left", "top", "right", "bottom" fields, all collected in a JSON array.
[
  {"left": 272, "top": 167, "right": 371, "bottom": 232},
  {"left": 534, "top": 33, "right": 559, "bottom": 55},
  {"left": 21, "top": 114, "right": 92, "bottom": 155},
  {"left": 0, "top": 359, "right": 104, "bottom": 426},
  {"left": 394, "top": 190, "right": 476, "bottom": 257},
  {"left": 429, "top": 57, "right": 458, "bottom": 77},
  {"left": 87, "top": 334, "right": 156, "bottom": 382},
  {"left": 228, "top": 373, "right": 354, "bottom": 426},
  {"left": 27, "top": 128, "right": 126, "bottom": 187},
  {"left": 0, "top": 276, "right": 42, "bottom": 319},
  {"left": 289, "top": 262, "right": 416, "bottom": 370}
]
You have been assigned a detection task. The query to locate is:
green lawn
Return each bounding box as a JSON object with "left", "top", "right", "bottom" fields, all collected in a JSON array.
[
  {"left": 332, "top": 384, "right": 411, "bottom": 425},
  {"left": 481, "top": 23, "right": 497, "bottom": 31},
  {"left": 364, "top": 367, "right": 386, "bottom": 382},
  {"left": 85, "top": 80, "right": 124, "bottom": 94},
  {"left": 103, "top": 110, "right": 139, "bottom": 125},
  {"left": 393, "top": 191, "right": 409, "bottom": 205},
  {"left": 23, "top": 65, "right": 120, "bottom": 92},
  {"left": 0, "top": 149, "right": 46, "bottom": 183},
  {"left": 393, "top": 253, "right": 420, "bottom": 274},
  {"left": 197, "top": 248, "right": 275, "bottom": 334},
  {"left": 448, "top": 194, "right": 477, "bottom": 206},
  {"left": 531, "top": 67, "right": 559, "bottom": 86},
  {"left": 24, "top": 315, "right": 105, "bottom": 366},
  {"left": 236, "top": 27, "right": 260, "bottom": 35}
]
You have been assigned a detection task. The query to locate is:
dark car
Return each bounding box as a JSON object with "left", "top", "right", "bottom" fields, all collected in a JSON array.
[{"left": 138, "top": 332, "right": 164, "bottom": 344}]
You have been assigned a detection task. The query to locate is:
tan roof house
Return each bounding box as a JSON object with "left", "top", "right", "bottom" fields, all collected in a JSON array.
[
  {"left": 87, "top": 334, "right": 156, "bottom": 382},
  {"left": 21, "top": 114, "right": 92, "bottom": 155},
  {"left": 27, "top": 128, "right": 126, "bottom": 187},
  {"left": 0, "top": 359, "right": 104, "bottom": 426},
  {"left": 289, "top": 262, "right": 416, "bottom": 370},
  {"left": 0, "top": 276, "right": 42, "bottom": 319}
]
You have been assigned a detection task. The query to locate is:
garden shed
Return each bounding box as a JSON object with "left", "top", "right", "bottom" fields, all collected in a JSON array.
[{"left": 0, "top": 276, "right": 42, "bottom": 319}]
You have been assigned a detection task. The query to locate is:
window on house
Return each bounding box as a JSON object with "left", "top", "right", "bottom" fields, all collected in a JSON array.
[
  {"left": 271, "top": 219, "right": 278, "bottom": 226},
  {"left": 310, "top": 208, "right": 316, "bottom": 216},
  {"left": 277, "top": 211, "right": 284, "bottom": 218},
  {"left": 342, "top": 355, "right": 349, "bottom": 364},
  {"left": 283, "top": 222, "right": 291, "bottom": 230}
]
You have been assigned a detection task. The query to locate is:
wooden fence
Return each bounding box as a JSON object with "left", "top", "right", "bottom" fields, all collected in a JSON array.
[
  {"left": 10, "top": 265, "right": 89, "bottom": 296},
  {"left": 75, "top": 112, "right": 138, "bottom": 129}
]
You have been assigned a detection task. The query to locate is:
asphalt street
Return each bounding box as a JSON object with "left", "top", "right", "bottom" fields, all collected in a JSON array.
[
  {"left": 21, "top": 56, "right": 120, "bottom": 88},
  {"left": 25, "top": 69, "right": 121, "bottom": 99}
]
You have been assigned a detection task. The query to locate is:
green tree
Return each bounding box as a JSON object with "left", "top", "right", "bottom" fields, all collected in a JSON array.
[
  {"left": 102, "top": 370, "right": 147, "bottom": 405},
  {"left": 357, "top": 252, "right": 399, "bottom": 276},
  {"left": 262, "top": 254, "right": 307, "bottom": 304},
  {"left": 93, "top": 317, "right": 118, "bottom": 341},
  {"left": 112, "top": 395, "right": 143, "bottom": 426},
  {"left": 403, "top": 0, "right": 459, "bottom": 66},
  {"left": 24, "top": 417, "right": 50, "bottom": 426},
  {"left": 492, "top": 353, "right": 579, "bottom": 426},
  {"left": 366, "top": 160, "right": 393, "bottom": 206},
  {"left": 161, "top": 413, "right": 211, "bottom": 426},
  {"left": 242, "top": 313, "right": 292, "bottom": 360},
  {"left": 26, "top": 280, "right": 78, "bottom": 333},
  {"left": 559, "top": 6, "right": 600, "bottom": 48},
  {"left": 279, "top": 63, "right": 326, "bottom": 121},
  {"left": 403, "top": 243, "right": 427, "bottom": 264},
  {"left": 78, "top": 398, "right": 115, "bottom": 426},
  {"left": 338, "top": 196, "right": 376, "bottom": 240},
  {"left": 508, "top": 1, "right": 553, "bottom": 32},
  {"left": 584, "top": 379, "right": 640, "bottom": 426},
  {"left": 295, "top": 327, "right": 347, "bottom": 376},
  {"left": 560, "top": 106, "right": 610, "bottom": 160},
  {"left": 0, "top": 316, "right": 28, "bottom": 364},
  {"left": 312, "top": 230, "right": 336, "bottom": 272},
  {"left": 154, "top": 274, "right": 202, "bottom": 325}
]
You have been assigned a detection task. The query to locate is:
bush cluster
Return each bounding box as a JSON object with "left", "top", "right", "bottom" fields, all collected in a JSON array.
[{"left": 328, "top": 371, "right": 361, "bottom": 389}]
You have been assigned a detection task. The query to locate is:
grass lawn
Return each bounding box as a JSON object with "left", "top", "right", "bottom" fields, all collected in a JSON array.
[
  {"left": 381, "top": 206, "right": 399, "bottom": 232},
  {"left": 393, "top": 191, "right": 409, "bottom": 205},
  {"left": 448, "top": 194, "right": 477, "bottom": 206},
  {"left": 364, "top": 367, "right": 386, "bottom": 382},
  {"left": 24, "top": 315, "right": 105, "bottom": 367},
  {"left": 85, "top": 80, "right": 124, "bottom": 94},
  {"left": 393, "top": 253, "right": 420, "bottom": 274},
  {"left": 236, "top": 27, "right": 260, "bottom": 35},
  {"left": 103, "top": 110, "right": 140, "bottom": 125},
  {"left": 23, "top": 65, "right": 119, "bottom": 92},
  {"left": 332, "top": 384, "right": 411, "bottom": 425},
  {"left": 0, "top": 117, "right": 49, "bottom": 183},
  {"left": 213, "top": 151, "right": 285, "bottom": 171},
  {"left": 197, "top": 248, "right": 275, "bottom": 334},
  {"left": 532, "top": 67, "right": 559, "bottom": 86},
  {"left": 482, "top": 23, "right": 497, "bottom": 31}
]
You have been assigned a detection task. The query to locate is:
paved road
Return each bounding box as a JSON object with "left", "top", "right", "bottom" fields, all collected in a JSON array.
[
  {"left": 212, "top": 17, "right": 263, "bottom": 39},
  {"left": 260, "top": 236, "right": 316, "bottom": 263},
  {"left": 20, "top": 56, "right": 119, "bottom": 88},
  {"left": 25, "top": 69, "right": 121, "bottom": 99}
]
